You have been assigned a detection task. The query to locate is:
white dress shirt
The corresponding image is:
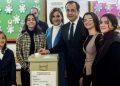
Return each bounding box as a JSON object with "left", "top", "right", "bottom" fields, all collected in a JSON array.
[{"left": 68, "top": 16, "right": 79, "bottom": 39}]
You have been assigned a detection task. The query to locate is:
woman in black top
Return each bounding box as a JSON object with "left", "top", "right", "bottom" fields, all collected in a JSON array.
[
  {"left": 92, "top": 13, "right": 120, "bottom": 86},
  {"left": 80, "top": 12, "right": 101, "bottom": 86}
]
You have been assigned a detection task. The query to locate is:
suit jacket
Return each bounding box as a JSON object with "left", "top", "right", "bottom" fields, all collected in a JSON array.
[
  {"left": 92, "top": 30, "right": 120, "bottom": 86},
  {"left": 0, "top": 48, "right": 16, "bottom": 85},
  {"left": 50, "top": 17, "right": 87, "bottom": 77},
  {"left": 38, "top": 20, "right": 48, "bottom": 34},
  {"left": 46, "top": 25, "right": 62, "bottom": 49}
]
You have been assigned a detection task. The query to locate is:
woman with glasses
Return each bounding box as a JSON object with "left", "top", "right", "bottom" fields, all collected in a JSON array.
[{"left": 80, "top": 12, "right": 101, "bottom": 86}]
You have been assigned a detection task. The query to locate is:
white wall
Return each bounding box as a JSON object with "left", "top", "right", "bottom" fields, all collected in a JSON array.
[
  {"left": 68, "top": 0, "right": 89, "bottom": 17},
  {"left": 7, "top": 43, "right": 16, "bottom": 60},
  {"left": 7, "top": 43, "right": 16, "bottom": 53}
]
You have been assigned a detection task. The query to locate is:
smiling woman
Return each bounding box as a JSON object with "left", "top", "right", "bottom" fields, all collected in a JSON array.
[
  {"left": 16, "top": 13, "right": 46, "bottom": 86},
  {"left": 92, "top": 13, "right": 120, "bottom": 86},
  {"left": 0, "top": 31, "right": 16, "bottom": 86},
  {"left": 46, "top": 7, "right": 68, "bottom": 86},
  {"left": 80, "top": 12, "right": 101, "bottom": 86},
  {"left": 26, "top": 15, "right": 36, "bottom": 31}
]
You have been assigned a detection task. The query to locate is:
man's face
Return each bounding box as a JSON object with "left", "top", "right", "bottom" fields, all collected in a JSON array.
[
  {"left": 65, "top": 3, "right": 79, "bottom": 22},
  {"left": 31, "top": 8, "right": 39, "bottom": 18}
]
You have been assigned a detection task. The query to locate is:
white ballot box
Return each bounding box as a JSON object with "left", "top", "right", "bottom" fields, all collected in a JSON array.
[{"left": 28, "top": 53, "right": 58, "bottom": 86}]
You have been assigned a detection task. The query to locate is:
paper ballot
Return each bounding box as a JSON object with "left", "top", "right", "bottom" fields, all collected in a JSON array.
[{"left": 31, "top": 71, "right": 56, "bottom": 86}]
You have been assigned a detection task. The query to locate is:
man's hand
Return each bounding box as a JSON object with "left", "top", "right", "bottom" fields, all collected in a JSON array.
[{"left": 38, "top": 48, "right": 49, "bottom": 55}]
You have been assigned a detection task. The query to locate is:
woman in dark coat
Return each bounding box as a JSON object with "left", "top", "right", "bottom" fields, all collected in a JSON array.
[
  {"left": 92, "top": 13, "right": 120, "bottom": 86},
  {"left": 0, "top": 31, "right": 16, "bottom": 86}
]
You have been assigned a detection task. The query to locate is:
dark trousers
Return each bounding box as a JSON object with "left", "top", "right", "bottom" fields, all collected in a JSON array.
[
  {"left": 67, "top": 64, "right": 81, "bottom": 86},
  {"left": 67, "top": 76, "right": 80, "bottom": 86},
  {"left": 21, "top": 68, "right": 30, "bottom": 86},
  {"left": 58, "top": 53, "right": 68, "bottom": 86},
  {"left": 0, "top": 76, "right": 10, "bottom": 86},
  {"left": 83, "top": 75, "right": 92, "bottom": 86}
]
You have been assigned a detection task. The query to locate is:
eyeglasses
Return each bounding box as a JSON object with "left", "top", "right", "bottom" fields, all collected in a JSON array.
[{"left": 83, "top": 19, "right": 93, "bottom": 22}]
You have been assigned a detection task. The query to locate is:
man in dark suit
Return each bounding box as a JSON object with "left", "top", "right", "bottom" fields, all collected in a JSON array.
[
  {"left": 30, "top": 7, "right": 48, "bottom": 34},
  {"left": 39, "top": 1, "right": 87, "bottom": 86}
]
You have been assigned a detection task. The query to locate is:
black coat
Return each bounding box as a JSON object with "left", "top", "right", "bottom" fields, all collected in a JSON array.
[
  {"left": 0, "top": 48, "right": 16, "bottom": 86},
  {"left": 92, "top": 30, "right": 120, "bottom": 86}
]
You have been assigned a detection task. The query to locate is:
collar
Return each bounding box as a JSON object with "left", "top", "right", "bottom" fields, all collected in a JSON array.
[
  {"left": 70, "top": 16, "right": 79, "bottom": 25},
  {"left": 53, "top": 23, "right": 62, "bottom": 29}
]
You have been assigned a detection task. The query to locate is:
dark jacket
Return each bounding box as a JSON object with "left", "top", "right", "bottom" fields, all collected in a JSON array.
[
  {"left": 0, "top": 48, "right": 16, "bottom": 86},
  {"left": 49, "top": 17, "right": 87, "bottom": 78},
  {"left": 92, "top": 30, "right": 120, "bottom": 86},
  {"left": 38, "top": 20, "right": 48, "bottom": 34}
]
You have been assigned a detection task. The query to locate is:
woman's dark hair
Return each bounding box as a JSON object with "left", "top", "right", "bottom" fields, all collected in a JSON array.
[
  {"left": 83, "top": 12, "right": 101, "bottom": 33},
  {"left": 100, "top": 13, "right": 118, "bottom": 30},
  {"left": 21, "top": 13, "right": 41, "bottom": 34},
  {"left": 0, "top": 31, "right": 7, "bottom": 54},
  {"left": 49, "top": 8, "right": 64, "bottom": 24},
  {"left": 65, "top": 1, "right": 80, "bottom": 11}
]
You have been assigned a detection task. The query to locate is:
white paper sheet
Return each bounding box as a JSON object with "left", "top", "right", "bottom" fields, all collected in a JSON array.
[{"left": 31, "top": 71, "right": 56, "bottom": 86}]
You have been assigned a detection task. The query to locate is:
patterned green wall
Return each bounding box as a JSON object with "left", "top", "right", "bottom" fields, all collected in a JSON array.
[{"left": 0, "top": 0, "right": 43, "bottom": 41}]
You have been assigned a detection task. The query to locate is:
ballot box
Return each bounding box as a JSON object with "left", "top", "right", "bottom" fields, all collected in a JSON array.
[{"left": 28, "top": 53, "right": 58, "bottom": 86}]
